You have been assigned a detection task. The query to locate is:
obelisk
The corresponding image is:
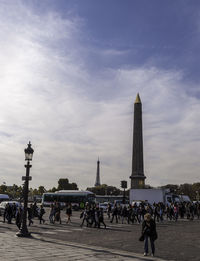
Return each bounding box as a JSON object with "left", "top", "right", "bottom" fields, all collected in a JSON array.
[
  {"left": 94, "top": 158, "right": 101, "bottom": 187},
  {"left": 130, "top": 93, "right": 146, "bottom": 189}
]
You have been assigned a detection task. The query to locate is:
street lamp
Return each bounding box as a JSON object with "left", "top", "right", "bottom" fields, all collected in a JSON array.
[{"left": 16, "top": 142, "right": 34, "bottom": 237}]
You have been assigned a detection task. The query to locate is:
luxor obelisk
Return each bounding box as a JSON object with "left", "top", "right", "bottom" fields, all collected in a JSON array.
[
  {"left": 94, "top": 158, "right": 101, "bottom": 187},
  {"left": 130, "top": 93, "right": 146, "bottom": 189}
]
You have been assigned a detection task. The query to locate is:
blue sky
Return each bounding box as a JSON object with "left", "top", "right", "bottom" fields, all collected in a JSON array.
[{"left": 0, "top": 0, "right": 200, "bottom": 189}]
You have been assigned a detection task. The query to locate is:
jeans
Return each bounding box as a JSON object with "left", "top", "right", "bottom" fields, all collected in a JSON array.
[
  {"left": 110, "top": 214, "right": 118, "bottom": 223},
  {"left": 144, "top": 235, "right": 155, "bottom": 254},
  {"left": 49, "top": 213, "right": 54, "bottom": 223}
]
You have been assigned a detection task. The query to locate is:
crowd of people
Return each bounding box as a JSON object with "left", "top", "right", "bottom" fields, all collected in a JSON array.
[
  {"left": 1, "top": 199, "right": 199, "bottom": 258},
  {"left": 2, "top": 202, "right": 46, "bottom": 228},
  {"left": 1, "top": 200, "right": 200, "bottom": 228},
  {"left": 104, "top": 201, "right": 200, "bottom": 224},
  {"left": 80, "top": 203, "right": 106, "bottom": 228},
  {"left": 78, "top": 200, "right": 200, "bottom": 231},
  {"left": 78, "top": 201, "right": 199, "bottom": 257},
  {"left": 1, "top": 201, "right": 74, "bottom": 228}
]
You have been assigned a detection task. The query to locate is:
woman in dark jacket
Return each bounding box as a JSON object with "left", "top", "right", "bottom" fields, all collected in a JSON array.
[{"left": 141, "top": 213, "right": 157, "bottom": 256}]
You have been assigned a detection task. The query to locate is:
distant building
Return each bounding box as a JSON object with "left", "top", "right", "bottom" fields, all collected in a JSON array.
[{"left": 94, "top": 158, "right": 101, "bottom": 187}]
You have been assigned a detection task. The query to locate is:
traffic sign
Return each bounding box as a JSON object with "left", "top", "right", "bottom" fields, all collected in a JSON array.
[
  {"left": 22, "top": 176, "right": 32, "bottom": 181},
  {"left": 121, "top": 180, "right": 127, "bottom": 189}
]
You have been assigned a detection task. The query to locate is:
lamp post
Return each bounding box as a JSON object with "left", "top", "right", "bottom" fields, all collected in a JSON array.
[
  {"left": 16, "top": 142, "right": 34, "bottom": 237},
  {"left": 121, "top": 180, "right": 127, "bottom": 204}
]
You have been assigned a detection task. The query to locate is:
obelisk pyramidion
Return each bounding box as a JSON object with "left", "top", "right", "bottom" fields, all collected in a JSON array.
[
  {"left": 130, "top": 93, "right": 146, "bottom": 189},
  {"left": 94, "top": 158, "right": 101, "bottom": 187}
]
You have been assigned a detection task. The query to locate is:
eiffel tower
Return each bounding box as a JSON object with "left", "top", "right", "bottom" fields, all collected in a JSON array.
[{"left": 94, "top": 158, "right": 101, "bottom": 187}]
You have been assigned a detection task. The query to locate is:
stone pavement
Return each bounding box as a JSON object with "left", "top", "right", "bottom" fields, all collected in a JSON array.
[
  {"left": 0, "top": 231, "right": 168, "bottom": 261},
  {"left": 1, "top": 210, "right": 200, "bottom": 260}
]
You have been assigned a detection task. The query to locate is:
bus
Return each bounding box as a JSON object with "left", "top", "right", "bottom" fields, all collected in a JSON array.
[
  {"left": 42, "top": 190, "right": 95, "bottom": 208},
  {"left": 0, "top": 194, "right": 9, "bottom": 203}
]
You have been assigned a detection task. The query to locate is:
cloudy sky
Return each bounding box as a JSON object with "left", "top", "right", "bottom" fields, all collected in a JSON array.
[{"left": 0, "top": 0, "right": 200, "bottom": 190}]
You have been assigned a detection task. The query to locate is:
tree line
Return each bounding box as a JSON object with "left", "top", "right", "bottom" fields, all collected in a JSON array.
[
  {"left": 0, "top": 180, "right": 199, "bottom": 201},
  {"left": 160, "top": 183, "right": 200, "bottom": 201},
  {"left": 0, "top": 178, "right": 78, "bottom": 199}
]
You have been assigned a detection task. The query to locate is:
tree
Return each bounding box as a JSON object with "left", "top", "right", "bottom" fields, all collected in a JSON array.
[
  {"left": 58, "top": 178, "right": 69, "bottom": 190},
  {"left": 48, "top": 187, "right": 57, "bottom": 193},
  {"left": 179, "top": 183, "right": 194, "bottom": 200},
  {"left": 0, "top": 185, "right": 7, "bottom": 194},
  {"left": 57, "top": 178, "right": 78, "bottom": 190},
  {"left": 38, "top": 186, "right": 46, "bottom": 195},
  {"left": 32, "top": 188, "right": 39, "bottom": 195},
  {"left": 87, "top": 184, "right": 121, "bottom": 195},
  {"left": 192, "top": 183, "right": 200, "bottom": 201},
  {"left": 160, "top": 184, "right": 179, "bottom": 193}
]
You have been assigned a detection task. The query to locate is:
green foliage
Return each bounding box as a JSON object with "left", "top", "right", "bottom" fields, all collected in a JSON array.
[
  {"left": 161, "top": 183, "right": 200, "bottom": 200},
  {"left": 48, "top": 187, "right": 57, "bottom": 192},
  {"left": 0, "top": 184, "right": 23, "bottom": 199},
  {"left": 38, "top": 186, "right": 46, "bottom": 195},
  {"left": 57, "top": 178, "right": 78, "bottom": 190},
  {"left": 160, "top": 184, "right": 179, "bottom": 192},
  {"left": 2, "top": 181, "right": 199, "bottom": 200},
  {"left": 0, "top": 185, "right": 7, "bottom": 194}
]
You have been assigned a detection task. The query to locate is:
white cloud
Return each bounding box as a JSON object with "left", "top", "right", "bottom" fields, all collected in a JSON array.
[{"left": 0, "top": 2, "right": 199, "bottom": 190}]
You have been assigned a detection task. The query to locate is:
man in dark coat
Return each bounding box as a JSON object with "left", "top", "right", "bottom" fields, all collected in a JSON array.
[{"left": 110, "top": 204, "right": 118, "bottom": 223}]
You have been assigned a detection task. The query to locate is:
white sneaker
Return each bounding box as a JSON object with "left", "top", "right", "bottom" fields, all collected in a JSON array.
[
  {"left": 151, "top": 253, "right": 154, "bottom": 257},
  {"left": 144, "top": 252, "right": 147, "bottom": 256}
]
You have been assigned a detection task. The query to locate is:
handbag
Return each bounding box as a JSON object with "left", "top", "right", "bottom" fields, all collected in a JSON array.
[{"left": 139, "top": 234, "right": 145, "bottom": 241}]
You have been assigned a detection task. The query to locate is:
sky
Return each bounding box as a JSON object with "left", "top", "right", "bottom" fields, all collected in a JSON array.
[{"left": 0, "top": 0, "right": 200, "bottom": 190}]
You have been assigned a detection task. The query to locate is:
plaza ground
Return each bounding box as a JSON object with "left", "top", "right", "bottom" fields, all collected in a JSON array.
[{"left": 0, "top": 209, "right": 199, "bottom": 260}]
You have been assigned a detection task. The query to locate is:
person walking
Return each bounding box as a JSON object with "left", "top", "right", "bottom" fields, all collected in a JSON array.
[
  {"left": 107, "top": 203, "right": 112, "bottom": 219},
  {"left": 66, "top": 203, "right": 72, "bottom": 223},
  {"left": 80, "top": 205, "right": 90, "bottom": 227},
  {"left": 141, "top": 213, "right": 157, "bottom": 257},
  {"left": 6, "top": 203, "right": 13, "bottom": 224},
  {"left": 54, "top": 202, "right": 62, "bottom": 224},
  {"left": 98, "top": 208, "right": 106, "bottom": 228},
  {"left": 110, "top": 204, "right": 118, "bottom": 223},
  {"left": 27, "top": 204, "right": 34, "bottom": 226},
  {"left": 49, "top": 203, "right": 55, "bottom": 224},
  {"left": 39, "top": 205, "right": 45, "bottom": 224},
  {"left": 32, "top": 202, "right": 39, "bottom": 218},
  {"left": 16, "top": 207, "right": 23, "bottom": 229}
]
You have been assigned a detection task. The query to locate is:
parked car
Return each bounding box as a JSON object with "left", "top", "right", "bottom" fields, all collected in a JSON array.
[
  {"left": 131, "top": 201, "right": 145, "bottom": 207},
  {"left": 98, "top": 202, "right": 113, "bottom": 212},
  {"left": 0, "top": 201, "right": 21, "bottom": 216},
  {"left": 114, "top": 199, "right": 130, "bottom": 208}
]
